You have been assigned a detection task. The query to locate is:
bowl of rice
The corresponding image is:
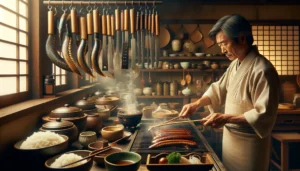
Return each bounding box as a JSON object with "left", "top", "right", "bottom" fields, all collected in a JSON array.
[
  {"left": 14, "top": 131, "right": 69, "bottom": 157},
  {"left": 45, "top": 150, "right": 93, "bottom": 171}
]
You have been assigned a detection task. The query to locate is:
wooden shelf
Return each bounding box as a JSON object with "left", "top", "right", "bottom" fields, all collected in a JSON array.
[
  {"left": 140, "top": 69, "right": 225, "bottom": 72},
  {"left": 159, "top": 56, "right": 227, "bottom": 60}
]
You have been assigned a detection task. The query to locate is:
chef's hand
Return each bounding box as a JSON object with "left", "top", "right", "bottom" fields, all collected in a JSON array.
[
  {"left": 201, "top": 113, "right": 230, "bottom": 128},
  {"left": 179, "top": 102, "right": 200, "bottom": 118}
]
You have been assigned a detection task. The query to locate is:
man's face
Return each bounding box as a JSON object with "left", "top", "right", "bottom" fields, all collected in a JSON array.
[{"left": 216, "top": 31, "right": 241, "bottom": 61}]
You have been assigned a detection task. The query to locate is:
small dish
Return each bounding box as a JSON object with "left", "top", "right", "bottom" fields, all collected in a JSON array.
[
  {"left": 169, "top": 54, "right": 177, "bottom": 57},
  {"left": 195, "top": 53, "right": 205, "bottom": 57}
]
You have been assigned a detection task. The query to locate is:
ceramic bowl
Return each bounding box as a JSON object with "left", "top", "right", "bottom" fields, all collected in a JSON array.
[
  {"left": 101, "top": 125, "right": 124, "bottom": 142},
  {"left": 78, "top": 131, "right": 97, "bottom": 148},
  {"left": 211, "top": 63, "right": 219, "bottom": 69},
  {"left": 45, "top": 150, "right": 93, "bottom": 171},
  {"left": 14, "top": 134, "right": 69, "bottom": 157},
  {"left": 180, "top": 62, "right": 190, "bottom": 69},
  {"left": 195, "top": 53, "right": 206, "bottom": 57},
  {"left": 104, "top": 152, "right": 141, "bottom": 171},
  {"left": 143, "top": 87, "right": 152, "bottom": 96}
]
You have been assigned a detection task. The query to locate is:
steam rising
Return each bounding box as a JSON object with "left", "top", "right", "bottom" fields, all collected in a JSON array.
[{"left": 99, "top": 69, "right": 139, "bottom": 114}]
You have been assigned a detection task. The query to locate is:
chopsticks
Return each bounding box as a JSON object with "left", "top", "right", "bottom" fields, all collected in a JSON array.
[
  {"left": 148, "top": 116, "right": 181, "bottom": 131},
  {"left": 61, "top": 145, "right": 112, "bottom": 168},
  {"left": 148, "top": 119, "right": 204, "bottom": 130}
]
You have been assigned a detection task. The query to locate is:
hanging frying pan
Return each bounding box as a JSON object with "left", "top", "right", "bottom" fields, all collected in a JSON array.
[{"left": 159, "top": 25, "right": 170, "bottom": 48}]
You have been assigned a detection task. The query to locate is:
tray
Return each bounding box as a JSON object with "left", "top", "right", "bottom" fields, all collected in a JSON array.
[{"left": 146, "top": 152, "right": 214, "bottom": 171}]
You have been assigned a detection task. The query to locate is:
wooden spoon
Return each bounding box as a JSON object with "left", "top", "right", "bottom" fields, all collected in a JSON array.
[
  {"left": 181, "top": 70, "right": 186, "bottom": 86},
  {"left": 185, "top": 71, "right": 192, "bottom": 84},
  {"left": 148, "top": 71, "right": 152, "bottom": 84}
]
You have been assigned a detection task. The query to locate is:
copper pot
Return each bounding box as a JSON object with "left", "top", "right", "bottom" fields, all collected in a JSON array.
[{"left": 40, "top": 118, "right": 78, "bottom": 143}]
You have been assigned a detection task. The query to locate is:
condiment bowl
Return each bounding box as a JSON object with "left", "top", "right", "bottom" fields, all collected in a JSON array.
[
  {"left": 89, "top": 145, "right": 122, "bottom": 166},
  {"left": 97, "top": 108, "right": 111, "bottom": 120},
  {"left": 45, "top": 150, "right": 93, "bottom": 171},
  {"left": 101, "top": 125, "right": 124, "bottom": 142},
  {"left": 104, "top": 151, "right": 141, "bottom": 171}
]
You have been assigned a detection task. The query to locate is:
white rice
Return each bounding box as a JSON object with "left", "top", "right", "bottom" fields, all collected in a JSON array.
[
  {"left": 20, "top": 131, "right": 65, "bottom": 149},
  {"left": 50, "top": 153, "right": 87, "bottom": 168}
]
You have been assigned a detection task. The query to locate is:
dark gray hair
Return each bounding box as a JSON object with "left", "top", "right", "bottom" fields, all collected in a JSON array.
[{"left": 208, "top": 14, "right": 254, "bottom": 46}]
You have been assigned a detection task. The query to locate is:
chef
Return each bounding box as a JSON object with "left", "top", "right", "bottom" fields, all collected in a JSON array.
[{"left": 179, "top": 14, "right": 280, "bottom": 171}]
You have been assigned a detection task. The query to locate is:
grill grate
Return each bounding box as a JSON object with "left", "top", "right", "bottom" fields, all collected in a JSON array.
[{"left": 129, "top": 122, "right": 208, "bottom": 154}]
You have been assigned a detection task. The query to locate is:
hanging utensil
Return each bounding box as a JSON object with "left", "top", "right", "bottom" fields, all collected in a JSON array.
[
  {"left": 181, "top": 70, "right": 186, "bottom": 86},
  {"left": 58, "top": 9, "right": 68, "bottom": 46},
  {"left": 121, "top": 9, "right": 129, "bottom": 69},
  {"left": 62, "top": 22, "right": 82, "bottom": 77},
  {"left": 78, "top": 14, "right": 94, "bottom": 77},
  {"left": 204, "top": 36, "right": 215, "bottom": 48},
  {"left": 150, "top": 10, "right": 155, "bottom": 69},
  {"left": 86, "top": 10, "right": 93, "bottom": 70},
  {"left": 190, "top": 24, "right": 203, "bottom": 44},
  {"left": 159, "top": 25, "right": 170, "bottom": 49},
  {"left": 177, "top": 24, "right": 189, "bottom": 41},
  {"left": 107, "top": 13, "right": 114, "bottom": 78},
  {"left": 70, "top": 9, "right": 81, "bottom": 66},
  {"left": 140, "top": 11, "right": 145, "bottom": 68},
  {"left": 101, "top": 11, "right": 108, "bottom": 71},
  {"left": 130, "top": 9, "right": 140, "bottom": 79},
  {"left": 130, "top": 8, "right": 136, "bottom": 69},
  {"left": 148, "top": 71, "right": 152, "bottom": 84},
  {"left": 113, "top": 8, "right": 121, "bottom": 75},
  {"left": 185, "top": 71, "right": 192, "bottom": 85},
  {"left": 91, "top": 9, "right": 105, "bottom": 77},
  {"left": 46, "top": 10, "right": 72, "bottom": 72},
  {"left": 154, "top": 11, "right": 160, "bottom": 69},
  {"left": 136, "top": 10, "right": 141, "bottom": 65}
]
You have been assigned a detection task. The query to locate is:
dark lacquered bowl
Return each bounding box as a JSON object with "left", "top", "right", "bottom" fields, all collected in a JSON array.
[
  {"left": 105, "top": 152, "right": 141, "bottom": 171},
  {"left": 14, "top": 134, "right": 69, "bottom": 157},
  {"left": 45, "top": 150, "right": 93, "bottom": 171},
  {"left": 117, "top": 110, "right": 142, "bottom": 128}
]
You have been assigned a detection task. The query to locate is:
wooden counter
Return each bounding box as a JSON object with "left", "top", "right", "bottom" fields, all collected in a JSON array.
[
  {"left": 90, "top": 117, "right": 226, "bottom": 171},
  {"left": 274, "top": 109, "right": 300, "bottom": 131}
]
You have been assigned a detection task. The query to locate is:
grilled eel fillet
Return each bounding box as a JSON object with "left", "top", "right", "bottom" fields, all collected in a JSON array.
[
  {"left": 149, "top": 139, "right": 196, "bottom": 149},
  {"left": 45, "top": 35, "right": 72, "bottom": 72}
]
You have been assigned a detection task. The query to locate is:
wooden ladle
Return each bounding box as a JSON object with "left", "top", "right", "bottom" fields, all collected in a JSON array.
[
  {"left": 181, "top": 70, "right": 186, "bottom": 86},
  {"left": 185, "top": 71, "right": 192, "bottom": 84}
]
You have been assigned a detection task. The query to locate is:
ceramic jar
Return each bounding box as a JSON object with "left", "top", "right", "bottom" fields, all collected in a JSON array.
[
  {"left": 172, "top": 39, "right": 181, "bottom": 52},
  {"left": 142, "top": 106, "right": 153, "bottom": 118},
  {"left": 163, "top": 82, "right": 170, "bottom": 96},
  {"left": 182, "top": 87, "right": 192, "bottom": 96},
  {"left": 170, "top": 80, "right": 178, "bottom": 96},
  {"left": 78, "top": 131, "right": 97, "bottom": 148},
  {"left": 156, "top": 82, "right": 163, "bottom": 96}
]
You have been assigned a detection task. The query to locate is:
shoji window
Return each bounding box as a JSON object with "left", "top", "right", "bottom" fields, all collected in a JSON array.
[
  {"left": 0, "top": 0, "right": 29, "bottom": 96},
  {"left": 252, "top": 25, "right": 300, "bottom": 75},
  {"left": 52, "top": 64, "right": 66, "bottom": 86}
]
